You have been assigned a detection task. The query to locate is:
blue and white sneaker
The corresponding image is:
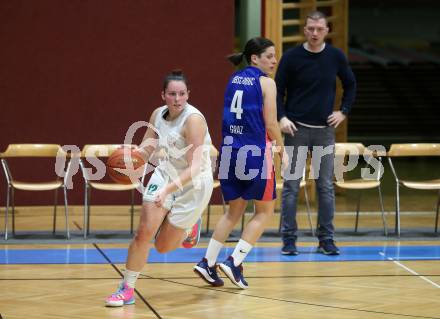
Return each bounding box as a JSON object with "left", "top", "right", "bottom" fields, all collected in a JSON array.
[
  {"left": 219, "top": 256, "right": 248, "bottom": 289},
  {"left": 193, "top": 258, "right": 224, "bottom": 287}
]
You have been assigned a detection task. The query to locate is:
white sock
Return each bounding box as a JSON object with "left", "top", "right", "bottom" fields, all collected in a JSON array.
[
  {"left": 123, "top": 269, "right": 140, "bottom": 288},
  {"left": 205, "top": 238, "right": 224, "bottom": 267},
  {"left": 231, "top": 239, "right": 253, "bottom": 266}
]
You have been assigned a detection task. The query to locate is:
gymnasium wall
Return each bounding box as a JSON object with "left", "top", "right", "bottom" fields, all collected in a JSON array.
[
  {"left": 0, "top": 1, "right": 234, "bottom": 205},
  {"left": 349, "top": 0, "right": 440, "bottom": 45}
]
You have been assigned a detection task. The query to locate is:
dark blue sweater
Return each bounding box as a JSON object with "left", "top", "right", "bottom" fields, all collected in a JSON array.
[{"left": 275, "top": 44, "right": 356, "bottom": 126}]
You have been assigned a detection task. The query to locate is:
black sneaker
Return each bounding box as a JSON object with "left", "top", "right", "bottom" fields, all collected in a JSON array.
[
  {"left": 317, "top": 239, "right": 340, "bottom": 255},
  {"left": 281, "top": 241, "right": 299, "bottom": 255}
]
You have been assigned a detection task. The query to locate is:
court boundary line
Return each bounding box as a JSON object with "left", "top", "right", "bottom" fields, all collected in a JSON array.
[
  {"left": 379, "top": 252, "right": 440, "bottom": 288},
  {"left": 1, "top": 273, "right": 440, "bottom": 281},
  {"left": 139, "top": 275, "right": 440, "bottom": 319},
  {"left": 72, "top": 222, "right": 162, "bottom": 317},
  {"left": 2, "top": 259, "right": 439, "bottom": 265},
  {"left": 2, "top": 245, "right": 439, "bottom": 265},
  {"left": 93, "top": 243, "right": 163, "bottom": 319}
]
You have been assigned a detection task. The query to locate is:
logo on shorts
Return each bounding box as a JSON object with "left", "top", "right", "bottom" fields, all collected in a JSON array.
[{"left": 147, "top": 184, "right": 158, "bottom": 195}]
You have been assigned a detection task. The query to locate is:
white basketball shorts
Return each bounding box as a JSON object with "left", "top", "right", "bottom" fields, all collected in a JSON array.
[{"left": 143, "top": 168, "right": 213, "bottom": 230}]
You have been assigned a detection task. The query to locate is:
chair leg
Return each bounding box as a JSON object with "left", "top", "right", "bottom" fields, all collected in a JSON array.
[
  {"left": 87, "top": 186, "right": 91, "bottom": 236},
  {"left": 130, "top": 189, "right": 135, "bottom": 234},
  {"left": 354, "top": 192, "right": 362, "bottom": 233},
  {"left": 378, "top": 185, "right": 388, "bottom": 236},
  {"left": 63, "top": 187, "right": 70, "bottom": 239},
  {"left": 395, "top": 184, "right": 401, "bottom": 237},
  {"left": 304, "top": 185, "right": 314, "bottom": 236},
  {"left": 53, "top": 188, "right": 58, "bottom": 234},
  {"left": 206, "top": 203, "right": 212, "bottom": 234},
  {"left": 4, "top": 186, "right": 11, "bottom": 240},
  {"left": 435, "top": 190, "right": 440, "bottom": 234},
  {"left": 11, "top": 188, "right": 15, "bottom": 236},
  {"left": 83, "top": 185, "right": 89, "bottom": 239}
]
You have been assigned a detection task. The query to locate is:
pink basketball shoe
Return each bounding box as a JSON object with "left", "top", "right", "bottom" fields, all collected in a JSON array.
[{"left": 105, "top": 282, "right": 135, "bottom": 307}]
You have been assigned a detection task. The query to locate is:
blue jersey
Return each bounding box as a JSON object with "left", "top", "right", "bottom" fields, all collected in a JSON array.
[{"left": 222, "top": 66, "right": 268, "bottom": 149}]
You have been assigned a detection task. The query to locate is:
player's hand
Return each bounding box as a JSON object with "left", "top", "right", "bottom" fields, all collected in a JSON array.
[
  {"left": 279, "top": 117, "right": 297, "bottom": 136},
  {"left": 154, "top": 188, "right": 167, "bottom": 208},
  {"left": 327, "top": 111, "right": 346, "bottom": 128}
]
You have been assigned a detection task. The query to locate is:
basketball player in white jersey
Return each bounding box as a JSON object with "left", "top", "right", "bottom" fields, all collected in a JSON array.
[{"left": 105, "top": 70, "right": 213, "bottom": 307}]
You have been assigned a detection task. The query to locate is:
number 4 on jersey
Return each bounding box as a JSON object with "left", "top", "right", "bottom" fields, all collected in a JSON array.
[{"left": 230, "top": 90, "right": 244, "bottom": 119}]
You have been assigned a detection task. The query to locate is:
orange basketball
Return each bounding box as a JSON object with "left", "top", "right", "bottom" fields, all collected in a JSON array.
[{"left": 106, "top": 147, "right": 146, "bottom": 184}]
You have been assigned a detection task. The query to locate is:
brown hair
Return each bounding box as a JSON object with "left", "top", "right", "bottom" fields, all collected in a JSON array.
[
  {"left": 162, "top": 69, "right": 189, "bottom": 91},
  {"left": 227, "top": 37, "right": 275, "bottom": 66},
  {"left": 306, "top": 10, "right": 328, "bottom": 25}
]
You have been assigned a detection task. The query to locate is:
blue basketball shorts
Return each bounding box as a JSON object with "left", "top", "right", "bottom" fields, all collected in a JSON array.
[{"left": 218, "top": 146, "right": 276, "bottom": 201}]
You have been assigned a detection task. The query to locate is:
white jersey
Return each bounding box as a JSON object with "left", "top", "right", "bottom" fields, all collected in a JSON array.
[
  {"left": 144, "top": 103, "right": 213, "bottom": 229},
  {"left": 153, "top": 103, "right": 212, "bottom": 181}
]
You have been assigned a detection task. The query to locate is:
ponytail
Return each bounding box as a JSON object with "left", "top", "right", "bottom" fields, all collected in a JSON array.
[
  {"left": 226, "top": 52, "right": 244, "bottom": 66},
  {"left": 226, "top": 37, "right": 274, "bottom": 66}
]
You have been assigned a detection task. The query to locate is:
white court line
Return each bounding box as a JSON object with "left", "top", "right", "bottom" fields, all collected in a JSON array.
[
  {"left": 379, "top": 252, "right": 440, "bottom": 288},
  {"left": 333, "top": 211, "right": 434, "bottom": 216}
]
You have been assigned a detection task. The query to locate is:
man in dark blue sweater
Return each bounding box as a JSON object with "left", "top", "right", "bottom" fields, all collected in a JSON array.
[{"left": 275, "top": 11, "right": 356, "bottom": 256}]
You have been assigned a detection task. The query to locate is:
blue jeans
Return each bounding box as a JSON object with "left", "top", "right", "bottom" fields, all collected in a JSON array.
[{"left": 281, "top": 125, "right": 335, "bottom": 242}]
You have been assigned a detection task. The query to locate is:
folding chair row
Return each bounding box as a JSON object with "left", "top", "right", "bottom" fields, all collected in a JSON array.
[
  {"left": 335, "top": 143, "right": 440, "bottom": 237},
  {"left": 0, "top": 143, "right": 146, "bottom": 240},
  {"left": 0, "top": 144, "right": 71, "bottom": 240},
  {"left": 387, "top": 143, "right": 440, "bottom": 236},
  {"left": 2, "top": 143, "right": 439, "bottom": 240}
]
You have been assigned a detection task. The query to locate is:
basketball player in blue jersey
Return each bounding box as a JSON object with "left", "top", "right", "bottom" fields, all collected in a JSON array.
[{"left": 194, "top": 37, "right": 286, "bottom": 289}]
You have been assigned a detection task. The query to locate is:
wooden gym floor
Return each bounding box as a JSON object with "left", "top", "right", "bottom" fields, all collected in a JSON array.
[
  {"left": 0, "top": 188, "right": 439, "bottom": 319},
  {"left": 0, "top": 241, "right": 439, "bottom": 319}
]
